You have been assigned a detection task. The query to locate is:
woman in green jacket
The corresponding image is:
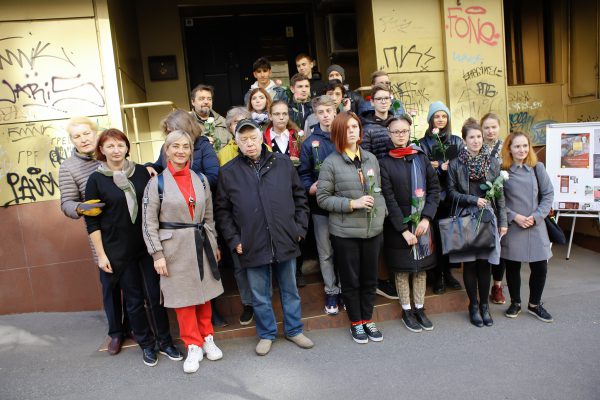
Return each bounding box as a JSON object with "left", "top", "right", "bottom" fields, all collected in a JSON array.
[{"left": 317, "top": 111, "right": 387, "bottom": 344}]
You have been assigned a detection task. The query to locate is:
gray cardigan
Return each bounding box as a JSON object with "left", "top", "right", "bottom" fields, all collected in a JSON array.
[
  {"left": 316, "top": 149, "right": 386, "bottom": 238},
  {"left": 501, "top": 162, "right": 553, "bottom": 262}
]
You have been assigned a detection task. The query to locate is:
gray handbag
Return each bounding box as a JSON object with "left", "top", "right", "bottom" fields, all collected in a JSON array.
[{"left": 438, "top": 196, "right": 495, "bottom": 255}]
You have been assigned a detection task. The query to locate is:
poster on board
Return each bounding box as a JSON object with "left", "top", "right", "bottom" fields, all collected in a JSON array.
[{"left": 546, "top": 122, "right": 600, "bottom": 211}]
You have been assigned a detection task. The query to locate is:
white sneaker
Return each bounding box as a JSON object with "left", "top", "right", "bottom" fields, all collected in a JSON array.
[
  {"left": 202, "top": 335, "right": 223, "bottom": 361},
  {"left": 183, "top": 344, "right": 203, "bottom": 373}
]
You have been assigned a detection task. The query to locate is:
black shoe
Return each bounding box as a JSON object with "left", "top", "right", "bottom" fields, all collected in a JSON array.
[
  {"left": 469, "top": 304, "right": 484, "bottom": 327},
  {"left": 362, "top": 321, "right": 383, "bottom": 342},
  {"left": 479, "top": 304, "right": 493, "bottom": 327},
  {"left": 350, "top": 323, "right": 368, "bottom": 344},
  {"left": 376, "top": 280, "right": 399, "bottom": 299},
  {"left": 142, "top": 347, "right": 158, "bottom": 367},
  {"left": 444, "top": 271, "right": 462, "bottom": 290},
  {"left": 211, "top": 301, "right": 229, "bottom": 328},
  {"left": 505, "top": 302, "right": 522, "bottom": 318},
  {"left": 528, "top": 303, "right": 553, "bottom": 323},
  {"left": 159, "top": 345, "right": 183, "bottom": 361},
  {"left": 402, "top": 309, "right": 423, "bottom": 333},
  {"left": 433, "top": 276, "right": 446, "bottom": 294},
  {"left": 413, "top": 307, "right": 434, "bottom": 331},
  {"left": 239, "top": 305, "right": 254, "bottom": 326}
]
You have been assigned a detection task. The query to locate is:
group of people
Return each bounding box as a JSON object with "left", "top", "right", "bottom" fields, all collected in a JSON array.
[{"left": 58, "top": 54, "right": 555, "bottom": 374}]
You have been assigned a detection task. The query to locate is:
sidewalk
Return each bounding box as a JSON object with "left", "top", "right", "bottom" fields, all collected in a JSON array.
[{"left": 1, "top": 244, "right": 599, "bottom": 400}]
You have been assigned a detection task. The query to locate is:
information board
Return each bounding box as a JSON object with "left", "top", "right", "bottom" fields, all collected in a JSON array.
[{"left": 545, "top": 122, "right": 600, "bottom": 211}]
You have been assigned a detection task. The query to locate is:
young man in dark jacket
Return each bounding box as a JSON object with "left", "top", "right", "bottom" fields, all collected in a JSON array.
[
  {"left": 298, "top": 95, "right": 340, "bottom": 315},
  {"left": 288, "top": 73, "right": 313, "bottom": 130},
  {"left": 325, "top": 64, "right": 363, "bottom": 114},
  {"left": 215, "top": 119, "right": 313, "bottom": 356},
  {"left": 360, "top": 83, "right": 396, "bottom": 159}
]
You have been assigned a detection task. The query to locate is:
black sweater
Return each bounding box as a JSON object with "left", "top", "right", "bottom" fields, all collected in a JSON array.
[{"left": 84, "top": 164, "right": 150, "bottom": 264}]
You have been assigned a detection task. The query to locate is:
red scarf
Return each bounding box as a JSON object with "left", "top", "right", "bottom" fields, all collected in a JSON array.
[
  {"left": 167, "top": 161, "right": 196, "bottom": 219},
  {"left": 389, "top": 147, "right": 418, "bottom": 159}
]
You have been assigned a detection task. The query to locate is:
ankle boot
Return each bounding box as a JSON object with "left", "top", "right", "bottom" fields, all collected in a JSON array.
[
  {"left": 444, "top": 270, "right": 462, "bottom": 290},
  {"left": 211, "top": 300, "right": 229, "bottom": 327},
  {"left": 469, "top": 303, "right": 484, "bottom": 327},
  {"left": 433, "top": 273, "right": 445, "bottom": 294},
  {"left": 480, "top": 303, "right": 493, "bottom": 326}
]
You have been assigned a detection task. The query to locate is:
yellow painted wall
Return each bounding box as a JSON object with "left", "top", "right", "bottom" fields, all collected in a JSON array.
[
  {"left": 369, "top": 0, "right": 447, "bottom": 134},
  {"left": 443, "top": 0, "right": 508, "bottom": 134},
  {"left": 0, "top": 0, "right": 121, "bottom": 206}
]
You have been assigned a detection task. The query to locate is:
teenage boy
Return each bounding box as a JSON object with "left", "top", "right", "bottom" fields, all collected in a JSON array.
[
  {"left": 325, "top": 64, "right": 363, "bottom": 114},
  {"left": 190, "top": 84, "right": 230, "bottom": 151},
  {"left": 288, "top": 73, "right": 313, "bottom": 129},
  {"left": 243, "top": 57, "right": 288, "bottom": 104},
  {"left": 295, "top": 53, "right": 326, "bottom": 98},
  {"left": 303, "top": 80, "right": 351, "bottom": 133},
  {"left": 298, "top": 95, "right": 340, "bottom": 315},
  {"left": 215, "top": 119, "right": 313, "bottom": 356},
  {"left": 359, "top": 84, "right": 399, "bottom": 300},
  {"left": 358, "top": 70, "right": 406, "bottom": 116}
]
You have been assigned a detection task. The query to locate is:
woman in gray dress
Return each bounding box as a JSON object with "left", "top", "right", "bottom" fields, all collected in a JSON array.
[{"left": 500, "top": 131, "right": 554, "bottom": 323}]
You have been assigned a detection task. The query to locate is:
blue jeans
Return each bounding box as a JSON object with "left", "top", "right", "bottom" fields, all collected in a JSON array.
[{"left": 246, "top": 258, "right": 304, "bottom": 340}]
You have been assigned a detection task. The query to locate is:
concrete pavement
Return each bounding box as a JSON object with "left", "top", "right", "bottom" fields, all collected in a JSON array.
[{"left": 1, "top": 244, "right": 599, "bottom": 400}]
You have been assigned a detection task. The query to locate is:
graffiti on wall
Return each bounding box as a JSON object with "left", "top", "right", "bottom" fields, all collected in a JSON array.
[
  {"left": 508, "top": 90, "right": 558, "bottom": 145},
  {"left": 445, "top": 6, "right": 501, "bottom": 47},
  {"left": 0, "top": 19, "right": 107, "bottom": 125}
]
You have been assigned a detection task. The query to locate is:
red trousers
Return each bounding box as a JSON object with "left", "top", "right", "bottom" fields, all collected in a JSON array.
[{"left": 174, "top": 302, "right": 213, "bottom": 347}]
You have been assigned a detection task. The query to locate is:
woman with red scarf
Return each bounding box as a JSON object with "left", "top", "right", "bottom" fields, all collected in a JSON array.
[
  {"left": 142, "top": 130, "right": 224, "bottom": 374},
  {"left": 379, "top": 115, "right": 441, "bottom": 332}
]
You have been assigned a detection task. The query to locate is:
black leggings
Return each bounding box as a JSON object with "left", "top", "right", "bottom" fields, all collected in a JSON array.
[
  {"left": 463, "top": 259, "right": 491, "bottom": 306},
  {"left": 504, "top": 259, "right": 548, "bottom": 305},
  {"left": 491, "top": 259, "right": 505, "bottom": 282}
]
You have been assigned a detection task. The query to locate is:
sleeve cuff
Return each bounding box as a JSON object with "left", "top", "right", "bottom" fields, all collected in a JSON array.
[{"left": 151, "top": 251, "right": 165, "bottom": 261}]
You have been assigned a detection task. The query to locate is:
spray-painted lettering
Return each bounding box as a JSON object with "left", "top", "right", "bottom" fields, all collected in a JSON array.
[{"left": 446, "top": 6, "right": 500, "bottom": 46}]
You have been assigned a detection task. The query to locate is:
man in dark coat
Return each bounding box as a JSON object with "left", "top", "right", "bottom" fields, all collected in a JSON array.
[{"left": 214, "top": 119, "right": 313, "bottom": 356}]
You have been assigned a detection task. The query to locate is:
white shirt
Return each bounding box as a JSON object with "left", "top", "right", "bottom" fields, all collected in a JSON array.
[
  {"left": 270, "top": 128, "right": 290, "bottom": 154},
  {"left": 250, "top": 80, "right": 278, "bottom": 100}
]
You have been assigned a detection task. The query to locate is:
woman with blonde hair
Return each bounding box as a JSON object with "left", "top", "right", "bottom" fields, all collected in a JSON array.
[
  {"left": 143, "top": 130, "right": 224, "bottom": 373},
  {"left": 500, "top": 131, "right": 554, "bottom": 322}
]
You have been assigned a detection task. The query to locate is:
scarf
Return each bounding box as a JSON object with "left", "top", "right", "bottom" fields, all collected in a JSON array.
[
  {"left": 458, "top": 144, "right": 491, "bottom": 181},
  {"left": 389, "top": 146, "right": 418, "bottom": 158},
  {"left": 409, "top": 154, "right": 434, "bottom": 260},
  {"left": 97, "top": 159, "right": 138, "bottom": 223}
]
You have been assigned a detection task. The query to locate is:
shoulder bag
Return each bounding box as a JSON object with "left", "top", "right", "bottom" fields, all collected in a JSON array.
[{"left": 533, "top": 164, "right": 566, "bottom": 245}]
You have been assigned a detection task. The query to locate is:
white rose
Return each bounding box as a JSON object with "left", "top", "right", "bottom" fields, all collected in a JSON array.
[
  {"left": 206, "top": 117, "right": 215, "bottom": 124},
  {"left": 500, "top": 170, "right": 510, "bottom": 181}
]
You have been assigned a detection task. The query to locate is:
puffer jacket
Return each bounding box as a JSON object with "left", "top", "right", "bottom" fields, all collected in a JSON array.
[
  {"left": 316, "top": 149, "right": 387, "bottom": 238},
  {"left": 447, "top": 156, "right": 507, "bottom": 228},
  {"left": 359, "top": 110, "right": 395, "bottom": 159}
]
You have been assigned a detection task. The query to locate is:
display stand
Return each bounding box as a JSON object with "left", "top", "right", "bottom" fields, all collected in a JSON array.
[{"left": 554, "top": 211, "right": 600, "bottom": 259}]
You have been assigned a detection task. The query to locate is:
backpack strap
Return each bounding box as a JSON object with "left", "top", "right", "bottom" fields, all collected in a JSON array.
[{"left": 157, "top": 173, "right": 165, "bottom": 205}]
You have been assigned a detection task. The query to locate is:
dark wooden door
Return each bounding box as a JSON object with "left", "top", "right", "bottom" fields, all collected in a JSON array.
[{"left": 182, "top": 9, "right": 311, "bottom": 115}]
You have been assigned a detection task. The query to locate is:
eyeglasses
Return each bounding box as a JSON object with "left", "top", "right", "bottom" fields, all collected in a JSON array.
[
  {"left": 373, "top": 96, "right": 391, "bottom": 103},
  {"left": 389, "top": 129, "right": 410, "bottom": 136}
]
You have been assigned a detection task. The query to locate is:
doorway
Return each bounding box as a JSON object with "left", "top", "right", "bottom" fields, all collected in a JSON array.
[{"left": 181, "top": 5, "right": 313, "bottom": 114}]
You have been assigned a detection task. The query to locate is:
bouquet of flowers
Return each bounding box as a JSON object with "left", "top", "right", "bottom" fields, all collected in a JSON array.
[
  {"left": 290, "top": 130, "right": 304, "bottom": 166},
  {"left": 476, "top": 170, "right": 510, "bottom": 232},
  {"left": 204, "top": 117, "right": 221, "bottom": 151},
  {"left": 366, "top": 168, "right": 381, "bottom": 235}
]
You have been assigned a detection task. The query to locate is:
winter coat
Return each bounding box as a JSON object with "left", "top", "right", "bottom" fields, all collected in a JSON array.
[
  {"left": 379, "top": 150, "right": 441, "bottom": 273},
  {"left": 347, "top": 90, "right": 363, "bottom": 114},
  {"left": 316, "top": 149, "right": 387, "bottom": 238},
  {"left": 420, "top": 132, "right": 464, "bottom": 206},
  {"left": 447, "top": 156, "right": 507, "bottom": 228},
  {"left": 288, "top": 99, "right": 313, "bottom": 130},
  {"left": 298, "top": 125, "right": 336, "bottom": 215},
  {"left": 190, "top": 110, "right": 231, "bottom": 151},
  {"left": 214, "top": 146, "right": 309, "bottom": 268},
  {"left": 501, "top": 162, "right": 553, "bottom": 262},
  {"left": 359, "top": 110, "right": 395, "bottom": 159},
  {"left": 149, "top": 135, "right": 219, "bottom": 190},
  {"left": 59, "top": 150, "right": 99, "bottom": 219},
  {"left": 217, "top": 139, "right": 239, "bottom": 166},
  {"left": 142, "top": 169, "right": 223, "bottom": 308},
  {"left": 358, "top": 97, "right": 406, "bottom": 118}
]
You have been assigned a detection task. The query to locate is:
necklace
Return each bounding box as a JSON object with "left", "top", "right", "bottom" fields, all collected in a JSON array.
[{"left": 179, "top": 177, "right": 195, "bottom": 207}]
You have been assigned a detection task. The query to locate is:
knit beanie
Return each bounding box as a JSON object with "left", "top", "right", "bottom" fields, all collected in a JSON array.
[
  {"left": 427, "top": 101, "right": 450, "bottom": 122},
  {"left": 326, "top": 64, "right": 345, "bottom": 82}
]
